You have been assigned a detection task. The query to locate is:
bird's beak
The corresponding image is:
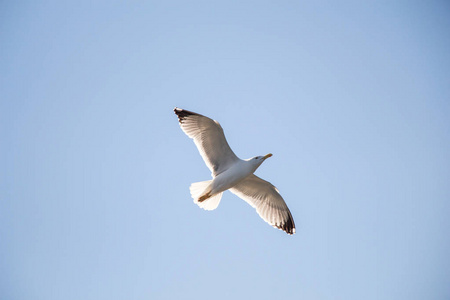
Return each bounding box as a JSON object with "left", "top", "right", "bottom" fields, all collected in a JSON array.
[{"left": 263, "top": 153, "right": 273, "bottom": 160}]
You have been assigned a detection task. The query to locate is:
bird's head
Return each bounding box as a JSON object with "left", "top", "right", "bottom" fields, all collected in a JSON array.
[{"left": 249, "top": 153, "right": 273, "bottom": 168}]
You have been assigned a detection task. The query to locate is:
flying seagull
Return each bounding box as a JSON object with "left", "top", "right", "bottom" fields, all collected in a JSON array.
[{"left": 174, "top": 107, "right": 295, "bottom": 235}]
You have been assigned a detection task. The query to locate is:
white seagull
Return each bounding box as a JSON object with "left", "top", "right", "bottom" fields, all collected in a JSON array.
[{"left": 174, "top": 107, "right": 295, "bottom": 235}]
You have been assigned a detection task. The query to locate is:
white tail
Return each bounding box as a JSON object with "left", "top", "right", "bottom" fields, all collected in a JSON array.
[{"left": 189, "top": 180, "right": 223, "bottom": 211}]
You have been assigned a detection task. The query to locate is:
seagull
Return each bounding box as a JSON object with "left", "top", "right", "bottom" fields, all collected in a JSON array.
[{"left": 174, "top": 107, "right": 295, "bottom": 235}]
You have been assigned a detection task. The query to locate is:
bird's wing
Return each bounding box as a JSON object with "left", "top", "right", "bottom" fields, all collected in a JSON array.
[
  {"left": 174, "top": 107, "right": 239, "bottom": 176},
  {"left": 230, "top": 174, "right": 295, "bottom": 235}
]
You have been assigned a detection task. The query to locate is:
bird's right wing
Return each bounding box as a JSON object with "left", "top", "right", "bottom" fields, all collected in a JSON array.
[
  {"left": 174, "top": 107, "right": 239, "bottom": 176},
  {"left": 230, "top": 174, "right": 295, "bottom": 235}
]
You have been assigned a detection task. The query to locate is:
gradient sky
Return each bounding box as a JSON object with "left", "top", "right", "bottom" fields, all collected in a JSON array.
[{"left": 1, "top": 1, "right": 450, "bottom": 300}]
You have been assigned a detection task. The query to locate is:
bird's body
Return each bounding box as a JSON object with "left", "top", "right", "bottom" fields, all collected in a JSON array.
[
  {"left": 197, "top": 156, "right": 268, "bottom": 200},
  {"left": 174, "top": 107, "right": 295, "bottom": 235},
  {"left": 207, "top": 160, "right": 253, "bottom": 197}
]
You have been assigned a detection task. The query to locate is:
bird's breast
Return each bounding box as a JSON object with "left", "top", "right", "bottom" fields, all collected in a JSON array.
[{"left": 211, "top": 161, "right": 253, "bottom": 194}]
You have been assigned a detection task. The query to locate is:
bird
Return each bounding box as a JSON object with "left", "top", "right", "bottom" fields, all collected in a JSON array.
[{"left": 174, "top": 107, "right": 295, "bottom": 235}]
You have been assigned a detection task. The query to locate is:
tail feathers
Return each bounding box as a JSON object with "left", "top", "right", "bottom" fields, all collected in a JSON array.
[
  {"left": 196, "top": 192, "right": 223, "bottom": 211},
  {"left": 189, "top": 180, "right": 223, "bottom": 211},
  {"left": 189, "top": 180, "right": 212, "bottom": 200}
]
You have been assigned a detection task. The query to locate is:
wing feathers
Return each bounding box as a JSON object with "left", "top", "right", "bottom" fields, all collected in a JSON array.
[
  {"left": 230, "top": 174, "right": 295, "bottom": 235},
  {"left": 174, "top": 107, "right": 239, "bottom": 176}
]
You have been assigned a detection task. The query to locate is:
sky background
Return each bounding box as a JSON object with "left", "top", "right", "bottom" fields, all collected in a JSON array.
[{"left": 1, "top": 1, "right": 450, "bottom": 299}]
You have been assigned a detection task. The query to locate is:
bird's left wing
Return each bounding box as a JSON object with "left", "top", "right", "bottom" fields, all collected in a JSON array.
[
  {"left": 230, "top": 174, "right": 295, "bottom": 235},
  {"left": 174, "top": 107, "right": 239, "bottom": 176}
]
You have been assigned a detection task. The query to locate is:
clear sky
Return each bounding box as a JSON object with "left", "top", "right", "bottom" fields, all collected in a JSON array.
[{"left": 1, "top": 1, "right": 449, "bottom": 300}]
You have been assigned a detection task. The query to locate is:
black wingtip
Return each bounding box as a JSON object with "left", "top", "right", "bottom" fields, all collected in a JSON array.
[
  {"left": 173, "top": 107, "right": 201, "bottom": 124},
  {"left": 278, "top": 215, "right": 296, "bottom": 235},
  {"left": 285, "top": 217, "right": 296, "bottom": 235}
]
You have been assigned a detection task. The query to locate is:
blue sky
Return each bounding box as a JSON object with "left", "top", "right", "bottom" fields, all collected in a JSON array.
[{"left": 1, "top": 1, "right": 449, "bottom": 299}]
